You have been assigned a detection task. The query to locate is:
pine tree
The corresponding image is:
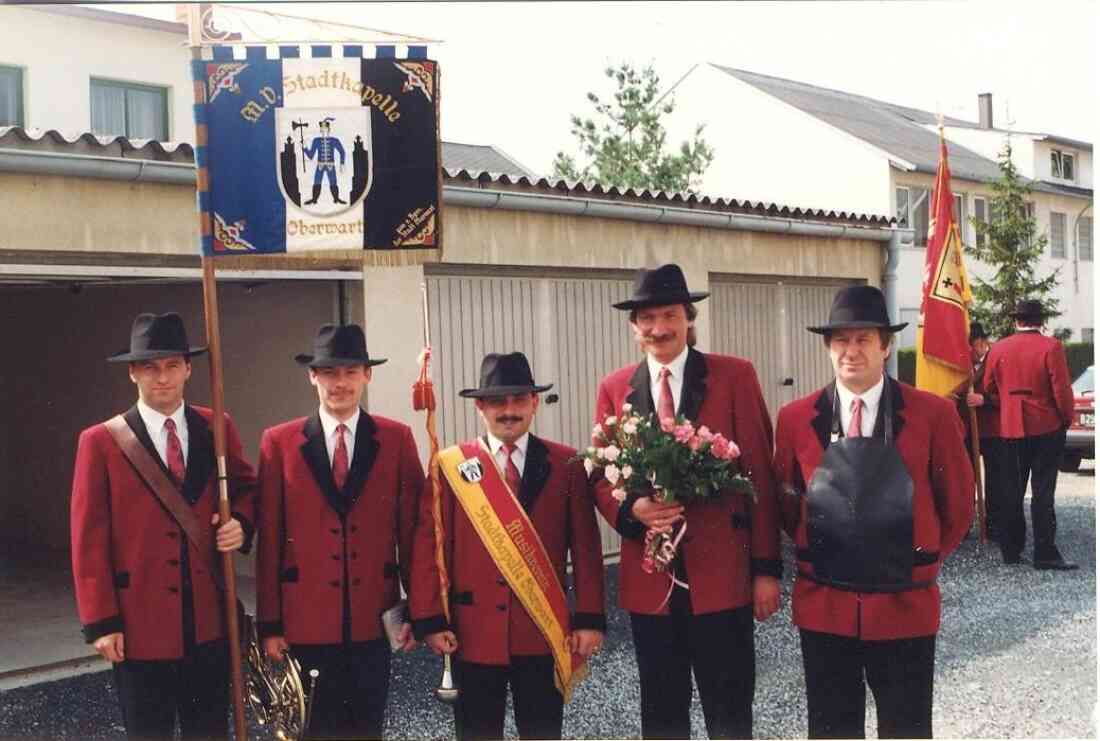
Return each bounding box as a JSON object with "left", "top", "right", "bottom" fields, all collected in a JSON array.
[
  {"left": 966, "top": 140, "right": 1061, "bottom": 339},
  {"left": 552, "top": 62, "right": 714, "bottom": 193}
]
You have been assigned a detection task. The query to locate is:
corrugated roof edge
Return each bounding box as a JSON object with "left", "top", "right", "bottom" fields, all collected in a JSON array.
[
  {"left": 443, "top": 169, "right": 893, "bottom": 226},
  {"left": 0, "top": 126, "right": 194, "bottom": 157}
]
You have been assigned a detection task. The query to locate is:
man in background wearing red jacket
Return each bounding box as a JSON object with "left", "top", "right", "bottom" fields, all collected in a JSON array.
[{"left": 982, "top": 299, "right": 1077, "bottom": 570}]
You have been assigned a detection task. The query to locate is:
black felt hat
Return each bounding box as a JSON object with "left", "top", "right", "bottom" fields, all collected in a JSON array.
[
  {"left": 612, "top": 263, "right": 709, "bottom": 311},
  {"left": 969, "top": 322, "right": 990, "bottom": 342},
  {"left": 1010, "top": 299, "right": 1049, "bottom": 324},
  {"left": 295, "top": 324, "right": 387, "bottom": 368},
  {"left": 807, "top": 285, "right": 908, "bottom": 335},
  {"left": 459, "top": 352, "right": 552, "bottom": 398},
  {"left": 107, "top": 312, "right": 207, "bottom": 363}
]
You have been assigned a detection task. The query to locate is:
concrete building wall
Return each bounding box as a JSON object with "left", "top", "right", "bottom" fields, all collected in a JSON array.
[
  {"left": 662, "top": 64, "right": 893, "bottom": 217},
  {"left": 0, "top": 279, "right": 343, "bottom": 553},
  {"left": 0, "top": 6, "right": 193, "bottom": 141}
]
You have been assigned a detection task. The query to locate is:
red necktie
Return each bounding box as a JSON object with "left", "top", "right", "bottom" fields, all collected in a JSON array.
[
  {"left": 164, "top": 418, "right": 186, "bottom": 484},
  {"left": 657, "top": 367, "right": 676, "bottom": 422},
  {"left": 503, "top": 442, "right": 522, "bottom": 495},
  {"left": 332, "top": 423, "right": 349, "bottom": 490},
  {"left": 848, "top": 398, "right": 864, "bottom": 438}
]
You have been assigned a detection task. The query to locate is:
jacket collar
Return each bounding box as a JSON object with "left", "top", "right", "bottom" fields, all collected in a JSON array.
[
  {"left": 519, "top": 434, "right": 551, "bottom": 513},
  {"left": 123, "top": 404, "right": 213, "bottom": 504},
  {"left": 300, "top": 410, "right": 379, "bottom": 516},
  {"left": 626, "top": 347, "right": 708, "bottom": 423},
  {"left": 811, "top": 376, "right": 906, "bottom": 450}
]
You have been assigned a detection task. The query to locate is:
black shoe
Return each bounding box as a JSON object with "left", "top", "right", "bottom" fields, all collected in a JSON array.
[
  {"left": 1002, "top": 554, "right": 1022, "bottom": 565},
  {"left": 304, "top": 184, "right": 322, "bottom": 205},
  {"left": 1034, "top": 558, "right": 1079, "bottom": 571}
]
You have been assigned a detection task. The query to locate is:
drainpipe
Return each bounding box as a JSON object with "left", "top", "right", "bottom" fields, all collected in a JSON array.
[
  {"left": 0, "top": 148, "right": 195, "bottom": 185},
  {"left": 1072, "top": 201, "right": 1092, "bottom": 296},
  {"left": 882, "top": 227, "right": 912, "bottom": 377}
]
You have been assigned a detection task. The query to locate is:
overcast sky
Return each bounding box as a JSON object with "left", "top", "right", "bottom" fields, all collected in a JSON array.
[{"left": 109, "top": 1, "right": 1096, "bottom": 177}]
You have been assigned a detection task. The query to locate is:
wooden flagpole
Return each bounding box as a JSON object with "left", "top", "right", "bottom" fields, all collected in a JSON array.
[{"left": 186, "top": 7, "right": 248, "bottom": 739}]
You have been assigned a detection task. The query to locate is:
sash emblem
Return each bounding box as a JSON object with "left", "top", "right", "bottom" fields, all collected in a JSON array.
[{"left": 457, "top": 458, "right": 483, "bottom": 483}]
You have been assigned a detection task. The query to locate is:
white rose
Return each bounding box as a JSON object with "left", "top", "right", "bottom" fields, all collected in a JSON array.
[
  {"left": 605, "top": 415, "right": 618, "bottom": 426},
  {"left": 604, "top": 464, "right": 621, "bottom": 485},
  {"left": 622, "top": 403, "right": 633, "bottom": 413},
  {"left": 620, "top": 465, "right": 634, "bottom": 480},
  {"left": 592, "top": 424, "right": 604, "bottom": 439},
  {"left": 622, "top": 421, "right": 638, "bottom": 435},
  {"left": 611, "top": 488, "right": 627, "bottom": 502},
  {"left": 587, "top": 446, "right": 597, "bottom": 455},
  {"left": 583, "top": 458, "right": 596, "bottom": 476},
  {"left": 603, "top": 445, "right": 621, "bottom": 462}
]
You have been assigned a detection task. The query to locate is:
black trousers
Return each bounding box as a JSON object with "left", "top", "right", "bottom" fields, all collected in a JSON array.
[
  {"left": 1001, "top": 429, "right": 1066, "bottom": 562},
  {"left": 799, "top": 629, "right": 935, "bottom": 739},
  {"left": 111, "top": 639, "right": 229, "bottom": 741},
  {"left": 980, "top": 436, "right": 1004, "bottom": 538},
  {"left": 292, "top": 639, "right": 391, "bottom": 740},
  {"left": 454, "top": 655, "right": 564, "bottom": 741},
  {"left": 629, "top": 589, "right": 755, "bottom": 740}
]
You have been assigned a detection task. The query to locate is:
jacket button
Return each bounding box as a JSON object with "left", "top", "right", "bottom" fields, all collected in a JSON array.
[
  {"left": 331, "top": 554, "right": 340, "bottom": 561},
  {"left": 167, "top": 559, "right": 179, "bottom": 566},
  {"left": 168, "top": 586, "right": 179, "bottom": 593},
  {"left": 330, "top": 528, "right": 339, "bottom": 535},
  {"left": 352, "top": 578, "right": 361, "bottom": 586},
  {"left": 349, "top": 525, "right": 358, "bottom": 533},
  {"left": 166, "top": 531, "right": 178, "bottom": 539},
  {"left": 496, "top": 604, "right": 507, "bottom": 611},
  {"left": 351, "top": 552, "right": 358, "bottom": 560},
  {"left": 496, "top": 577, "right": 507, "bottom": 586},
  {"left": 329, "top": 580, "right": 340, "bottom": 587}
]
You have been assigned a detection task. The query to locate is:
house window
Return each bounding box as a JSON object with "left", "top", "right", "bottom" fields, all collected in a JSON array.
[
  {"left": 953, "top": 193, "right": 967, "bottom": 241},
  {"left": 90, "top": 79, "right": 168, "bottom": 140},
  {"left": 895, "top": 187, "right": 910, "bottom": 230},
  {"left": 1050, "top": 212, "right": 1067, "bottom": 259},
  {"left": 1079, "top": 216, "right": 1093, "bottom": 262},
  {"left": 911, "top": 188, "right": 930, "bottom": 246},
  {"left": 1083, "top": 328, "right": 1095, "bottom": 345},
  {"left": 0, "top": 65, "right": 23, "bottom": 126},
  {"left": 1051, "top": 150, "right": 1075, "bottom": 182},
  {"left": 974, "top": 196, "right": 988, "bottom": 248}
]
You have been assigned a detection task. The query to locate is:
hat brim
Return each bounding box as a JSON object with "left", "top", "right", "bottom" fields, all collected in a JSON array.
[
  {"left": 807, "top": 321, "right": 908, "bottom": 335},
  {"left": 107, "top": 346, "right": 208, "bottom": 363},
  {"left": 458, "top": 383, "right": 553, "bottom": 398},
  {"left": 296, "top": 354, "right": 388, "bottom": 368},
  {"left": 612, "top": 291, "right": 710, "bottom": 311}
]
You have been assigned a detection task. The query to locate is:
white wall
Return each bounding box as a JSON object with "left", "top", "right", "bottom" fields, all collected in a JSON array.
[
  {"left": 0, "top": 6, "right": 194, "bottom": 141},
  {"left": 662, "top": 64, "right": 893, "bottom": 216}
]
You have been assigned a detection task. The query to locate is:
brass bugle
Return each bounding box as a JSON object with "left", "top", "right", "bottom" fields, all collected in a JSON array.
[{"left": 435, "top": 653, "right": 459, "bottom": 705}]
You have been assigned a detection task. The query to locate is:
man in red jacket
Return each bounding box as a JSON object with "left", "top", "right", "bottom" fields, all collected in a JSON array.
[
  {"left": 592, "top": 264, "right": 781, "bottom": 739},
  {"left": 410, "top": 352, "right": 606, "bottom": 741},
  {"left": 773, "top": 286, "right": 973, "bottom": 739},
  {"left": 981, "top": 299, "right": 1077, "bottom": 570},
  {"left": 70, "top": 312, "right": 257, "bottom": 740},
  {"left": 255, "top": 324, "right": 424, "bottom": 739},
  {"left": 953, "top": 321, "right": 1002, "bottom": 540}
]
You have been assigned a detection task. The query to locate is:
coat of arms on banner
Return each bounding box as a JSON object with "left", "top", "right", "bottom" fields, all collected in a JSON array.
[
  {"left": 275, "top": 108, "right": 372, "bottom": 217},
  {"left": 458, "top": 458, "right": 484, "bottom": 483}
]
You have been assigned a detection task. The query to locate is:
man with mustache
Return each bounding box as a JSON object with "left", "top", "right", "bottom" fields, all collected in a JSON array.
[
  {"left": 591, "top": 264, "right": 781, "bottom": 739},
  {"left": 71, "top": 312, "right": 257, "bottom": 740},
  {"left": 254, "top": 324, "right": 424, "bottom": 739},
  {"left": 773, "top": 285, "right": 973, "bottom": 738},
  {"left": 410, "top": 352, "right": 606, "bottom": 740}
]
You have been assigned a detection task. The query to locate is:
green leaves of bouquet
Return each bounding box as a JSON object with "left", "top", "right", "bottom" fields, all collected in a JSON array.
[{"left": 579, "top": 403, "right": 755, "bottom": 504}]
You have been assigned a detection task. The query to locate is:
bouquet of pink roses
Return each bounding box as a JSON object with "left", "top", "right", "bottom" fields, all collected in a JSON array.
[{"left": 579, "top": 403, "right": 754, "bottom": 577}]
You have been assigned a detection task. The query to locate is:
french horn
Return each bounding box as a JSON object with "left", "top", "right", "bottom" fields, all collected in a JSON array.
[{"left": 243, "top": 615, "right": 320, "bottom": 741}]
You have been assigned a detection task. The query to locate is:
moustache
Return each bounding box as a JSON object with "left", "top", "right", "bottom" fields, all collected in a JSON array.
[
  {"left": 643, "top": 333, "right": 674, "bottom": 342},
  {"left": 495, "top": 416, "right": 523, "bottom": 424}
]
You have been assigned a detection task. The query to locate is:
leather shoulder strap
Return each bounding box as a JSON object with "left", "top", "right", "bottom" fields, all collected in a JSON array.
[{"left": 104, "top": 415, "right": 221, "bottom": 586}]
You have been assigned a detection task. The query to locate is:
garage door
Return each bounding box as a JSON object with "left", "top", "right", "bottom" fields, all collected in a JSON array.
[
  {"left": 710, "top": 275, "right": 859, "bottom": 418},
  {"left": 426, "top": 266, "right": 636, "bottom": 557}
]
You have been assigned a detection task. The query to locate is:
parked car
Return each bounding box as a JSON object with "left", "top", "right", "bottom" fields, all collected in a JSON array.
[{"left": 1061, "top": 365, "right": 1094, "bottom": 473}]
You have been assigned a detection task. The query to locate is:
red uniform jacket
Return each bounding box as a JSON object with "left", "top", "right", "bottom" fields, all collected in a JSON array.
[
  {"left": 71, "top": 405, "right": 257, "bottom": 660},
  {"left": 408, "top": 435, "right": 606, "bottom": 666},
  {"left": 255, "top": 412, "right": 423, "bottom": 645},
  {"left": 955, "top": 352, "right": 1000, "bottom": 439},
  {"left": 592, "top": 349, "right": 781, "bottom": 616},
  {"left": 773, "top": 379, "right": 974, "bottom": 640},
  {"left": 982, "top": 330, "right": 1074, "bottom": 439}
]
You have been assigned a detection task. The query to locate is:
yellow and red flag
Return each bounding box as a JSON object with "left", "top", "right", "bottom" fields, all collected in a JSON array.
[{"left": 916, "top": 131, "right": 973, "bottom": 396}]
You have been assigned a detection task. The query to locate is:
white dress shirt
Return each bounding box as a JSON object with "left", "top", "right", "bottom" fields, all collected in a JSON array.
[
  {"left": 486, "top": 431, "right": 529, "bottom": 478},
  {"left": 137, "top": 398, "right": 188, "bottom": 467},
  {"left": 647, "top": 345, "right": 690, "bottom": 415},
  {"left": 318, "top": 405, "right": 360, "bottom": 465},
  {"left": 835, "top": 375, "right": 885, "bottom": 438}
]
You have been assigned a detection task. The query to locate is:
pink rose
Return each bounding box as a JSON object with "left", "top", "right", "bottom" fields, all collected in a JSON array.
[
  {"left": 697, "top": 425, "right": 715, "bottom": 442},
  {"left": 688, "top": 436, "right": 703, "bottom": 451},
  {"left": 674, "top": 424, "right": 695, "bottom": 444},
  {"left": 724, "top": 441, "right": 741, "bottom": 460},
  {"left": 711, "top": 434, "right": 730, "bottom": 459},
  {"left": 660, "top": 417, "right": 677, "bottom": 433}
]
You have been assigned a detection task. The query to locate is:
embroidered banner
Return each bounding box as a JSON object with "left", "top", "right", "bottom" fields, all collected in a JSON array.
[
  {"left": 437, "top": 441, "right": 587, "bottom": 702},
  {"left": 193, "top": 45, "right": 440, "bottom": 256}
]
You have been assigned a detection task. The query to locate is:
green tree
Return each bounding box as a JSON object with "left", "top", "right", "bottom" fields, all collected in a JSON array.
[
  {"left": 552, "top": 62, "right": 714, "bottom": 193},
  {"left": 966, "top": 140, "right": 1061, "bottom": 339}
]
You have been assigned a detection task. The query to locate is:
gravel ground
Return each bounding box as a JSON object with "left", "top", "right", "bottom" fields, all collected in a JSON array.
[{"left": 1, "top": 471, "right": 1093, "bottom": 740}]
